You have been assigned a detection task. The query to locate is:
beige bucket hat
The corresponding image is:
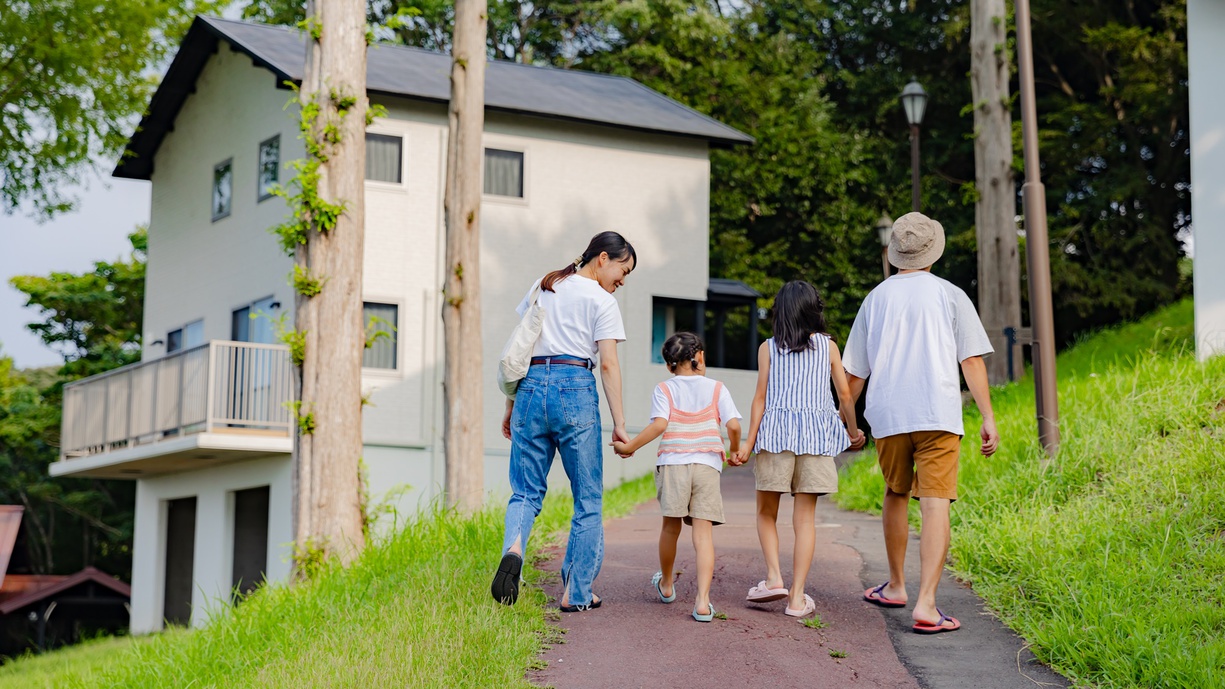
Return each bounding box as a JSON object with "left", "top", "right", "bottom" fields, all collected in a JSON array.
[{"left": 888, "top": 212, "right": 945, "bottom": 270}]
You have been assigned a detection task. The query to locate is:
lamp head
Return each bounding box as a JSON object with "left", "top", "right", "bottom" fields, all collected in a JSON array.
[
  {"left": 900, "top": 79, "right": 928, "bottom": 126},
  {"left": 876, "top": 214, "right": 894, "bottom": 247}
]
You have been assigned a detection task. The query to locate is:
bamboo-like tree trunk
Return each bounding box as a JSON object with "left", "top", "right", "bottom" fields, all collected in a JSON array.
[
  {"left": 443, "top": 0, "right": 488, "bottom": 512},
  {"left": 971, "top": 0, "right": 1023, "bottom": 383},
  {"left": 293, "top": 0, "right": 367, "bottom": 567}
]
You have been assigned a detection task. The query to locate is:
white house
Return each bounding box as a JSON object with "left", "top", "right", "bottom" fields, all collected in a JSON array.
[
  {"left": 47, "top": 17, "right": 760, "bottom": 634},
  {"left": 1188, "top": 0, "right": 1225, "bottom": 360}
]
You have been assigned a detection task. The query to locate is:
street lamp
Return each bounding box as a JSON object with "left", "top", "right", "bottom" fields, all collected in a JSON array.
[
  {"left": 1014, "top": 0, "right": 1060, "bottom": 457},
  {"left": 900, "top": 80, "right": 928, "bottom": 212},
  {"left": 876, "top": 214, "right": 893, "bottom": 281}
]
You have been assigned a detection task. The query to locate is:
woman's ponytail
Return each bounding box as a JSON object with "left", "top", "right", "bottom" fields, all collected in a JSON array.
[{"left": 540, "top": 231, "right": 637, "bottom": 292}]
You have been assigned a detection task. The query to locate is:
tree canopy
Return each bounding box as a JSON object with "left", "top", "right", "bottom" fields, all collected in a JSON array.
[{"left": 0, "top": 0, "right": 224, "bottom": 219}]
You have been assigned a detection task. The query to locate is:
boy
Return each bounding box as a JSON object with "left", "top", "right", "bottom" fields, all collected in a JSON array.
[{"left": 842, "top": 212, "right": 1000, "bottom": 634}]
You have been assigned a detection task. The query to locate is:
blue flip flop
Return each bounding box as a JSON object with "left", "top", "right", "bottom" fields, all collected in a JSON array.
[
  {"left": 651, "top": 571, "right": 676, "bottom": 603},
  {"left": 692, "top": 602, "right": 716, "bottom": 622}
]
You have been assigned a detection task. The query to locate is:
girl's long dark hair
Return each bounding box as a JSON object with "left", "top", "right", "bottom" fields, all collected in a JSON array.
[
  {"left": 540, "top": 231, "right": 637, "bottom": 292},
  {"left": 771, "top": 281, "right": 829, "bottom": 352}
]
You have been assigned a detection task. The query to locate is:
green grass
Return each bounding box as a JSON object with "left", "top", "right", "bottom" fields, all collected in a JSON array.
[
  {"left": 802, "top": 615, "right": 827, "bottom": 630},
  {"left": 835, "top": 299, "right": 1225, "bottom": 688},
  {"left": 0, "top": 474, "right": 656, "bottom": 688}
]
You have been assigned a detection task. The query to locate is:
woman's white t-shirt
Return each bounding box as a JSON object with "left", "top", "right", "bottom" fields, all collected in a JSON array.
[{"left": 516, "top": 274, "right": 625, "bottom": 360}]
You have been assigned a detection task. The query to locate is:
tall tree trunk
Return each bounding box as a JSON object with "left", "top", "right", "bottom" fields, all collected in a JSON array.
[
  {"left": 443, "top": 0, "right": 488, "bottom": 512},
  {"left": 293, "top": 0, "right": 367, "bottom": 568},
  {"left": 971, "top": 0, "right": 1023, "bottom": 383}
]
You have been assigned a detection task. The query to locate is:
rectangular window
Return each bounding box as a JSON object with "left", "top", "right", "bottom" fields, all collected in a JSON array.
[
  {"left": 363, "top": 302, "right": 398, "bottom": 370},
  {"left": 183, "top": 320, "right": 205, "bottom": 349},
  {"left": 232, "top": 297, "right": 277, "bottom": 344},
  {"left": 484, "top": 148, "right": 524, "bottom": 198},
  {"left": 257, "top": 136, "right": 280, "bottom": 201},
  {"left": 213, "top": 159, "right": 233, "bottom": 221},
  {"left": 365, "top": 133, "right": 402, "bottom": 183},
  {"left": 167, "top": 328, "right": 183, "bottom": 354}
]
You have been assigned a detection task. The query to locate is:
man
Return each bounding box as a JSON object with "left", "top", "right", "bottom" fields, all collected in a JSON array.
[{"left": 842, "top": 212, "right": 1000, "bottom": 634}]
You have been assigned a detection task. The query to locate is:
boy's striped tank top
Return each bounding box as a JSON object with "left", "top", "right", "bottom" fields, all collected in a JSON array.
[{"left": 657, "top": 381, "right": 726, "bottom": 456}]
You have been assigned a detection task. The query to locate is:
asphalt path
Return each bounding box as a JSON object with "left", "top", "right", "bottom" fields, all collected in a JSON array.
[{"left": 531, "top": 459, "right": 1069, "bottom": 689}]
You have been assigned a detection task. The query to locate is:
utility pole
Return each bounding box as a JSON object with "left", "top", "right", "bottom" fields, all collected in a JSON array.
[
  {"left": 442, "top": 0, "right": 488, "bottom": 511},
  {"left": 971, "top": 0, "right": 1024, "bottom": 383},
  {"left": 1015, "top": 0, "right": 1060, "bottom": 457}
]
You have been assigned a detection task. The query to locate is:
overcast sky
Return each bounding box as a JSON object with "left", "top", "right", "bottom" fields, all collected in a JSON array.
[{"left": 0, "top": 175, "right": 150, "bottom": 369}]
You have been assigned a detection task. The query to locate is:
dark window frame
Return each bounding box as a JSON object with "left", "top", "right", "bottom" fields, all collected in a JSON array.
[
  {"left": 257, "top": 135, "right": 280, "bottom": 202},
  {"left": 365, "top": 133, "right": 403, "bottom": 184},
  {"left": 212, "top": 158, "right": 233, "bottom": 222}
]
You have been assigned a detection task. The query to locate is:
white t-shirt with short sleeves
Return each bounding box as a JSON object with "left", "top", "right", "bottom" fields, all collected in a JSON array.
[
  {"left": 842, "top": 271, "right": 993, "bottom": 438},
  {"left": 649, "top": 375, "right": 742, "bottom": 472},
  {"left": 516, "top": 274, "right": 625, "bottom": 361}
]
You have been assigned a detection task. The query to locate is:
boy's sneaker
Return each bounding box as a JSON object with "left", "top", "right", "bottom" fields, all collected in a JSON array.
[{"left": 491, "top": 552, "right": 523, "bottom": 605}]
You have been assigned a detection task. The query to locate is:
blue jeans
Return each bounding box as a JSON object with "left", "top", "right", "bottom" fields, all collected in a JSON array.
[{"left": 502, "top": 362, "right": 604, "bottom": 607}]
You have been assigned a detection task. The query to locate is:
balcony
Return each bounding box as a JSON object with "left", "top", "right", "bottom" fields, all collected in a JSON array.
[{"left": 51, "top": 341, "right": 294, "bottom": 479}]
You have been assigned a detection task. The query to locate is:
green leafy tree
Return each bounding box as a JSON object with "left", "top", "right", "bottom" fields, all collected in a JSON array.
[
  {"left": 0, "top": 229, "right": 148, "bottom": 577},
  {"left": 1, "top": 0, "right": 226, "bottom": 219},
  {"left": 10, "top": 229, "right": 146, "bottom": 380}
]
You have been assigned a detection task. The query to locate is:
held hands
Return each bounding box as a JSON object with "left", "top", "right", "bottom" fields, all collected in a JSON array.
[
  {"left": 610, "top": 425, "right": 633, "bottom": 459},
  {"left": 729, "top": 447, "right": 751, "bottom": 466},
  {"left": 847, "top": 428, "right": 867, "bottom": 451},
  {"left": 979, "top": 417, "right": 1000, "bottom": 456}
]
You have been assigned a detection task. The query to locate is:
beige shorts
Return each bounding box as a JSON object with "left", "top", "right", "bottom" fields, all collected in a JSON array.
[
  {"left": 655, "top": 464, "right": 724, "bottom": 525},
  {"left": 753, "top": 450, "right": 839, "bottom": 495}
]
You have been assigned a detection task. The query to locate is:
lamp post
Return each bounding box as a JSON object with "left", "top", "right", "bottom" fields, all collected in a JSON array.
[
  {"left": 1015, "top": 0, "right": 1060, "bottom": 457},
  {"left": 900, "top": 80, "right": 928, "bottom": 212},
  {"left": 876, "top": 214, "right": 893, "bottom": 280}
]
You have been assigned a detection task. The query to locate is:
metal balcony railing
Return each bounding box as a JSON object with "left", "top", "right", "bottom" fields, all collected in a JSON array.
[{"left": 60, "top": 341, "right": 294, "bottom": 460}]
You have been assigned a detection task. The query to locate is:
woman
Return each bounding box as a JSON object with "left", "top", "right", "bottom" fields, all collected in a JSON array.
[{"left": 491, "top": 231, "right": 636, "bottom": 612}]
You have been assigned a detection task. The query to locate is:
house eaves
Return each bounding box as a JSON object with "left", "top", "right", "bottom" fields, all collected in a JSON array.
[{"left": 114, "top": 16, "right": 754, "bottom": 180}]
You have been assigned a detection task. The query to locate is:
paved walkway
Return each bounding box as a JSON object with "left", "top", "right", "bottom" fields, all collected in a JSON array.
[{"left": 531, "top": 461, "right": 1068, "bottom": 689}]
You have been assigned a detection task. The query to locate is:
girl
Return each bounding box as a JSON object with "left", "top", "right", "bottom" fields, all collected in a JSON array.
[
  {"left": 612, "top": 332, "right": 741, "bottom": 622},
  {"left": 733, "top": 281, "right": 865, "bottom": 618},
  {"left": 492, "top": 231, "right": 636, "bottom": 612}
]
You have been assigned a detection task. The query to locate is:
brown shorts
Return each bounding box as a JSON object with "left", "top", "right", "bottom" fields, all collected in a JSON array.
[
  {"left": 875, "top": 431, "right": 962, "bottom": 501},
  {"left": 753, "top": 451, "right": 839, "bottom": 495},
  {"left": 655, "top": 464, "right": 724, "bottom": 525}
]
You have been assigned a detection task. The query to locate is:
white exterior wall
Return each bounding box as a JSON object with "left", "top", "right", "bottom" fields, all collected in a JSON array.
[
  {"left": 1188, "top": 0, "right": 1225, "bottom": 360},
  {"left": 129, "top": 455, "right": 292, "bottom": 633},
  {"left": 144, "top": 47, "right": 298, "bottom": 354},
  {"left": 130, "top": 48, "right": 757, "bottom": 630}
]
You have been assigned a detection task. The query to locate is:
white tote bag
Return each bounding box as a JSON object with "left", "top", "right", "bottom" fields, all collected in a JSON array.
[{"left": 497, "top": 284, "right": 545, "bottom": 399}]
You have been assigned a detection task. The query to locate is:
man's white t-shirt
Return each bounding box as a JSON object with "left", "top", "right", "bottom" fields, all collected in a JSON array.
[
  {"left": 649, "top": 376, "right": 742, "bottom": 472},
  {"left": 516, "top": 275, "right": 625, "bottom": 360},
  {"left": 842, "top": 272, "right": 993, "bottom": 438}
]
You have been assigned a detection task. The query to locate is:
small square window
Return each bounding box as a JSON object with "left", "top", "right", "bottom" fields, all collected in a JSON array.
[
  {"left": 365, "top": 134, "right": 402, "bottom": 183},
  {"left": 167, "top": 328, "right": 183, "bottom": 354},
  {"left": 213, "top": 159, "right": 233, "bottom": 221},
  {"left": 258, "top": 136, "right": 280, "bottom": 201},
  {"left": 484, "top": 148, "right": 524, "bottom": 198},
  {"left": 363, "top": 302, "right": 398, "bottom": 370}
]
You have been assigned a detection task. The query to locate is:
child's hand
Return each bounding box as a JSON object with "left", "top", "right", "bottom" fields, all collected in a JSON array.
[
  {"left": 848, "top": 429, "right": 867, "bottom": 451},
  {"left": 611, "top": 440, "right": 633, "bottom": 458},
  {"left": 730, "top": 447, "right": 750, "bottom": 466}
]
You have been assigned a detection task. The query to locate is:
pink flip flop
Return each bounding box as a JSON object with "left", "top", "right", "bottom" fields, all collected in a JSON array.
[
  {"left": 746, "top": 580, "right": 789, "bottom": 603},
  {"left": 784, "top": 593, "right": 816, "bottom": 618},
  {"left": 912, "top": 609, "right": 961, "bottom": 634},
  {"left": 863, "top": 582, "right": 907, "bottom": 608}
]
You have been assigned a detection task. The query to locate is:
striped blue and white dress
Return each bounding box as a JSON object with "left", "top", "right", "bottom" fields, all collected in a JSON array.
[{"left": 754, "top": 334, "right": 850, "bottom": 457}]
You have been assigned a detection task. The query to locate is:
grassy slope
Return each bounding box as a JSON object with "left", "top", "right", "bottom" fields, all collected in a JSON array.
[
  {"left": 0, "top": 474, "right": 656, "bottom": 688},
  {"left": 835, "top": 300, "right": 1225, "bottom": 688}
]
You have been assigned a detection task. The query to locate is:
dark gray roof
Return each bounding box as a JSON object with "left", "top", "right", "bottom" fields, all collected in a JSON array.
[
  {"left": 708, "top": 278, "right": 762, "bottom": 303},
  {"left": 114, "top": 16, "right": 752, "bottom": 180}
]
